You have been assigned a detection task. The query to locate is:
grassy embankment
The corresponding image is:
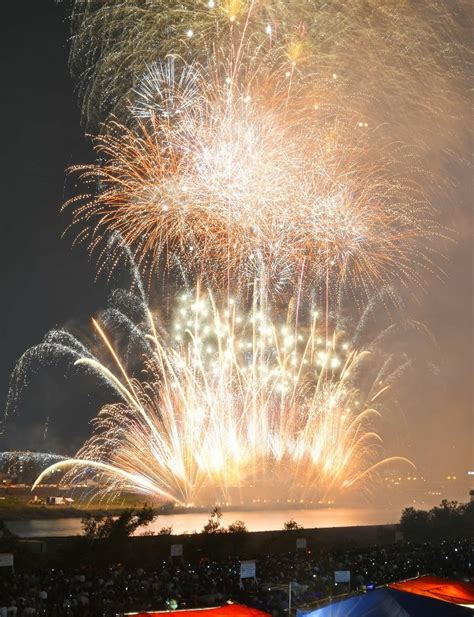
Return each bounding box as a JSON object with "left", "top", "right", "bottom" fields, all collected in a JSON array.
[{"left": 0, "top": 492, "right": 150, "bottom": 519}]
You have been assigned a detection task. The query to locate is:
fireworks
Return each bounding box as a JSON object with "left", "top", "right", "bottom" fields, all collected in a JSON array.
[
  {"left": 69, "top": 0, "right": 470, "bottom": 165},
  {"left": 65, "top": 60, "right": 442, "bottom": 303},
  {"left": 0, "top": 451, "right": 66, "bottom": 474},
  {"left": 3, "top": 0, "right": 462, "bottom": 507},
  {"left": 33, "top": 287, "right": 413, "bottom": 505},
  {"left": 130, "top": 56, "right": 202, "bottom": 120}
]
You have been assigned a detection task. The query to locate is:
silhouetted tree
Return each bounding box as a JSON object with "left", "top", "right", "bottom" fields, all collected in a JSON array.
[
  {"left": 202, "top": 507, "right": 225, "bottom": 533},
  {"left": 227, "top": 520, "right": 248, "bottom": 533},
  {"left": 283, "top": 518, "right": 303, "bottom": 531},
  {"left": 457, "top": 500, "right": 474, "bottom": 535},
  {"left": 400, "top": 507, "right": 430, "bottom": 541},
  {"left": 81, "top": 505, "right": 157, "bottom": 541},
  {"left": 158, "top": 525, "right": 173, "bottom": 535},
  {"left": 400, "top": 500, "right": 473, "bottom": 541},
  {"left": 430, "top": 500, "right": 462, "bottom": 537}
]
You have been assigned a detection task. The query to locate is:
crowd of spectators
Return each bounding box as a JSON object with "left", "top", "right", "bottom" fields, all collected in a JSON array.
[{"left": 0, "top": 537, "right": 471, "bottom": 616}]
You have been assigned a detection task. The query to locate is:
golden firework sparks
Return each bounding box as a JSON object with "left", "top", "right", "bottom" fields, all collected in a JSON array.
[
  {"left": 33, "top": 288, "right": 413, "bottom": 505},
  {"left": 65, "top": 62, "right": 443, "bottom": 304},
  {"left": 69, "top": 0, "right": 470, "bottom": 168}
]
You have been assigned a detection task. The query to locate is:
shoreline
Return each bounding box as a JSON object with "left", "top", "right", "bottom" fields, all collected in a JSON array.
[
  {"left": 0, "top": 499, "right": 381, "bottom": 521},
  {"left": 4, "top": 505, "right": 404, "bottom": 540},
  {"left": 13, "top": 524, "right": 402, "bottom": 561}
]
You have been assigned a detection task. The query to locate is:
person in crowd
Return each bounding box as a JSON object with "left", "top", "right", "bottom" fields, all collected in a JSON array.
[{"left": 0, "top": 537, "right": 471, "bottom": 616}]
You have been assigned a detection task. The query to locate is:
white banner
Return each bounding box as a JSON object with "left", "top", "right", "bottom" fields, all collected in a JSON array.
[
  {"left": 296, "top": 538, "right": 307, "bottom": 550},
  {"left": 170, "top": 544, "right": 183, "bottom": 557},
  {"left": 334, "top": 570, "right": 350, "bottom": 583},
  {"left": 0, "top": 554, "right": 13, "bottom": 568},
  {"left": 240, "top": 560, "right": 256, "bottom": 580}
]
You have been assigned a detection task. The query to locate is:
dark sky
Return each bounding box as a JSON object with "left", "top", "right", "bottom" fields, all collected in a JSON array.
[
  {"left": 1, "top": 1, "right": 108, "bottom": 450},
  {"left": 0, "top": 1, "right": 472, "bottom": 477}
]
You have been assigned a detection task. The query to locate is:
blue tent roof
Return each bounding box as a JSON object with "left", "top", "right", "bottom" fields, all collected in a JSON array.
[{"left": 297, "top": 588, "right": 474, "bottom": 617}]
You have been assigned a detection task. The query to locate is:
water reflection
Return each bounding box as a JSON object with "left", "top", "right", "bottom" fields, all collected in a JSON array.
[{"left": 6, "top": 506, "right": 404, "bottom": 538}]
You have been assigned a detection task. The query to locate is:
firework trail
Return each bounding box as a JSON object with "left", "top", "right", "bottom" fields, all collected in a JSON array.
[
  {"left": 29, "top": 279, "right": 419, "bottom": 505},
  {"left": 5, "top": 0, "right": 462, "bottom": 504},
  {"left": 69, "top": 0, "right": 470, "bottom": 165},
  {"left": 65, "top": 58, "right": 444, "bottom": 306}
]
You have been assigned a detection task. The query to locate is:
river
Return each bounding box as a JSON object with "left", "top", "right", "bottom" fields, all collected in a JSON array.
[{"left": 6, "top": 505, "right": 404, "bottom": 538}]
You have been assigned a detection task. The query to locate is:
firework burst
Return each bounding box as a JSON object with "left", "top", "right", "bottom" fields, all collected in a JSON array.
[
  {"left": 5, "top": 0, "right": 460, "bottom": 508},
  {"left": 69, "top": 0, "right": 470, "bottom": 167},
  {"left": 32, "top": 285, "right": 414, "bottom": 505},
  {"left": 130, "top": 56, "right": 202, "bottom": 121},
  {"left": 65, "top": 65, "right": 442, "bottom": 305}
]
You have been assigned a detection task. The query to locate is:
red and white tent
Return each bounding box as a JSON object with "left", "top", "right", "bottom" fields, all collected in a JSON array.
[
  {"left": 130, "top": 606, "right": 271, "bottom": 617},
  {"left": 389, "top": 575, "right": 474, "bottom": 608}
]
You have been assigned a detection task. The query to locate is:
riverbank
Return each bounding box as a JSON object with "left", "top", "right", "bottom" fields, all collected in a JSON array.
[
  {"left": 0, "top": 499, "right": 350, "bottom": 521},
  {"left": 0, "top": 496, "right": 141, "bottom": 520},
  {"left": 15, "top": 522, "right": 401, "bottom": 567},
  {"left": 0, "top": 489, "right": 407, "bottom": 521},
  {"left": 0, "top": 488, "right": 175, "bottom": 519},
  {"left": 4, "top": 505, "right": 405, "bottom": 539}
]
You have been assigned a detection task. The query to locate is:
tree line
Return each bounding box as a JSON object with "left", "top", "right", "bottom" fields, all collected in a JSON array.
[{"left": 399, "top": 499, "right": 473, "bottom": 542}]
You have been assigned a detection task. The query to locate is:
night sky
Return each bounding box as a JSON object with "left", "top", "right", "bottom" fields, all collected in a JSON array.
[
  {"left": 0, "top": 1, "right": 472, "bottom": 478},
  {"left": 1, "top": 1, "right": 107, "bottom": 450}
]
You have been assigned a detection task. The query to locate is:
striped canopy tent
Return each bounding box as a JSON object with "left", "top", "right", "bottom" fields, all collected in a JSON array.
[
  {"left": 296, "top": 587, "right": 474, "bottom": 616},
  {"left": 130, "top": 606, "right": 271, "bottom": 617},
  {"left": 389, "top": 576, "right": 474, "bottom": 608}
]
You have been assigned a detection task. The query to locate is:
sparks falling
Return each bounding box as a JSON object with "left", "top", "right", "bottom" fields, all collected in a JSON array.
[
  {"left": 33, "top": 287, "right": 413, "bottom": 505},
  {"left": 65, "top": 57, "right": 443, "bottom": 304},
  {"left": 3, "top": 0, "right": 462, "bottom": 507},
  {"left": 69, "top": 0, "right": 470, "bottom": 166}
]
